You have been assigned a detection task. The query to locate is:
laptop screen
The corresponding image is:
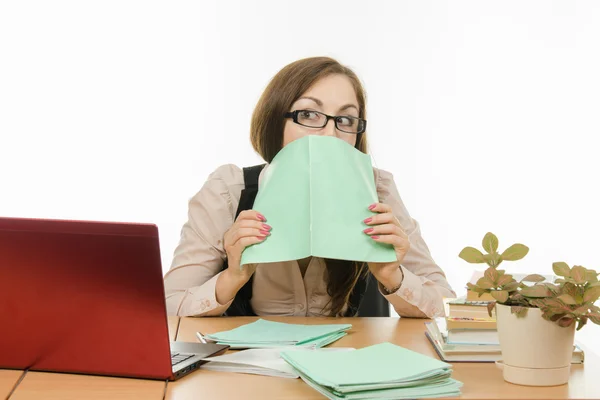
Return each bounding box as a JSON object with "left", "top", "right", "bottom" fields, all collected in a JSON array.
[{"left": 0, "top": 217, "right": 173, "bottom": 380}]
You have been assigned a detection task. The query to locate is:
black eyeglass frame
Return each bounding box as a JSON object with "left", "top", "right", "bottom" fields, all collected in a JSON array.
[{"left": 284, "top": 110, "right": 367, "bottom": 135}]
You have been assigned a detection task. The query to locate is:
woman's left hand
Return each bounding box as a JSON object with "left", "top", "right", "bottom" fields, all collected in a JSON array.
[{"left": 363, "top": 202, "right": 410, "bottom": 291}]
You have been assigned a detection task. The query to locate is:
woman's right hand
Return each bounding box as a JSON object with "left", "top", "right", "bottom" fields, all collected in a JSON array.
[{"left": 223, "top": 210, "right": 271, "bottom": 283}]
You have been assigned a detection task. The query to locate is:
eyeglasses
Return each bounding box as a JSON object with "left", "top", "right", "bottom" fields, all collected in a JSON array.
[{"left": 284, "top": 110, "right": 367, "bottom": 134}]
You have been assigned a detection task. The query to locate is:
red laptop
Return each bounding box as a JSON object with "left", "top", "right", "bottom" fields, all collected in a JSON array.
[{"left": 0, "top": 216, "right": 228, "bottom": 380}]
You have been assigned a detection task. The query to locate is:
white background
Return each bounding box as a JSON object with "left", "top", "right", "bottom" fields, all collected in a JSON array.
[{"left": 1, "top": 1, "right": 599, "bottom": 353}]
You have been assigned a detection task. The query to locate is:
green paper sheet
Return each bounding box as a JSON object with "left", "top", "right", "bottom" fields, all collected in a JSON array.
[
  {"left": 280, "top": 342, "right": 463, "bottom": 399},
  {"left": 204, "top": 319, "right": 351, "bottom": 348},
  {"left": 240, "top": 135, "right": 397, "bottom": 266},
  {"left": 281, "top": 342, "right": 453, "bottom": 389}
]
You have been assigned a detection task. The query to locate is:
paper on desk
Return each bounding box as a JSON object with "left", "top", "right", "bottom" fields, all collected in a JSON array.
[
  {"left": 200, "top": 348, "right": 355, "bottom": 379},
  {"left": 240, "top": 135, "right": 397, "bottom": 266},
  {"left": 203, "top": 319, "right": 352, "bottom": 349},
  {"left": 280, "top": 342, "right": 463, "bottom": 399}
]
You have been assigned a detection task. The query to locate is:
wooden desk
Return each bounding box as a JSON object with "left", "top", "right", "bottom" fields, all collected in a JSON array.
[
  {"left": 167, "top": 316, "right": 600, "bottom": 400},
  {"left": 8, "top": 317, "right": 181, "bottom": 400},
  {"left": 0, "top": 369, "right": 24, "bottom": 399},
  {"left": 9, "top": 372, "right": 165, "bottom": 400}
]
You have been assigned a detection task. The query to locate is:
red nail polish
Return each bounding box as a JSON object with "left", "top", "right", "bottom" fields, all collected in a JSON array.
[
  {"left": 258, "top": 235, "right": 266, "bottom": 240},
  {"left": 368, "top": 204, "right": 376, "bottom": 210},
  {"left": 363, "top": 217, "right": 373, "bottom": 224},
  {"left": 371, "top": 235, "right": 380, "bottom": 240},
  {"left": 363, "top": 228, "right": 374, "bottom": 234},
  {"left": 257, "top": 213, "right": 266, "bottom": 222},
  {"left": 262, "top": 224, "right": 272, "bottom": 230},
  {"left": 259, "top": 229, "right": 270, "bottom": 235}
]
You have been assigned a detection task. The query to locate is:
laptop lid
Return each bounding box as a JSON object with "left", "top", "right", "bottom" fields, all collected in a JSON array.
[{"left": 0, "top": 217, "right": 173, "bottom": 380}]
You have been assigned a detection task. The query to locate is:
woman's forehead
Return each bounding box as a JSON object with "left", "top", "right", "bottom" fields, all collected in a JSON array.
[{"left": 295, "top": 75, "right": 359, "bottom": 111}]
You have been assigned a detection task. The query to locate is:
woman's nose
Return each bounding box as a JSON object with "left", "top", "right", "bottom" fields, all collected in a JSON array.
[{"left": 321, "top": 118, "right": 337, "bottom": 137}]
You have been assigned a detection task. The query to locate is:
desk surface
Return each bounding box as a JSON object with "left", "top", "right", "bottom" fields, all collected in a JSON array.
[
  {"left": 4, "top": 316, "right": 183, "bottom": 400},
  {"left": 9, "top": 372, "right": 165, "bottom": 400},
  {"left": 167, "top": 316, "right": 600, "bottom": 400},
  {"left": 0, "top": 369, "right": 23, "bottom": 399},
  {"left": 5, "top": 316, "right": 599, "bottom": 399}
]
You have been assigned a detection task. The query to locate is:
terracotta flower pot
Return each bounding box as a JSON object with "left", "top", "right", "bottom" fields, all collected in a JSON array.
[{"left": 495, "top": 303, "right": 575, "bottom": 386}]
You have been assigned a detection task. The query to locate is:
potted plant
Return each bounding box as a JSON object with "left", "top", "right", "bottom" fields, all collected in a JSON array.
[{"left": 459, "top": 232, "right": 600, "bottom": 386}]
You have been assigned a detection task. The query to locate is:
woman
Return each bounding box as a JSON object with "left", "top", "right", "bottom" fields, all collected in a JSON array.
[{"left": 164, "top": 57, "right": 455, "bottom": 318}]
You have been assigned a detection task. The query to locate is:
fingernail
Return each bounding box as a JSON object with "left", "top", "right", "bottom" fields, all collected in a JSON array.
[
  {"left": 363, "top": 217, "right": 373, "bottom": 224},
  {"left": 258, "top": 235, "right": 267, "bottom": 240},
  {"left": 257, "top": 213, "right": 266, "bottom": 222},
  {"left": 262, "top": 224, "right": 272, "bottom": 230},
  {"left": 368, "top": 204, "right": 376, "bottom": 210},
  {"left": 371, "top": 235, "right": 380, "bottom": 240},
  {"left": 259, "top": 229, "right": 270, "bottom": 236},
  {"left": 363, "top": 228, "right": 374, "bottom": 234}
]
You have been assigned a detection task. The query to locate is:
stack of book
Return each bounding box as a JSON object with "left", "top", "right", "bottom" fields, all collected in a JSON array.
[
  {"left": 426, "top": 271, "right": 586, "bottom": 362},
  {"left": 426, "top": 295, "right": 584, "bottom": 363},
  {"left": 441, "top": 270, "right": 560, "bottom": 348},
  {"left": 445, "top": 297, "right": 498, "bottom": 346}
]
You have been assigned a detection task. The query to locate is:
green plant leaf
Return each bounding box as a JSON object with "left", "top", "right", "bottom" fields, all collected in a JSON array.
[
  {"left": 511, "top": 306, "right": 528, "bottom": 317},
  {"left": 548, "top": 313, "right": 566, "bottom": 322},
  {"left": 573, "top": 305, "right": 590, "bottom": 316},
  {"left": 482, "top": 232, "right": 499, "bottom": 254},
  {"left": 497, "top": 274, "right": 515, "bottom": 287},
  {"left": 529, "top": 298, "right": 544, "bottom": 308},
  {"left": 557, "top": 316, "right": 575, "bottom": 328},
  {"left": 584, "top": 286, "right": 600, "bottom": 303},
  {"left": 541, "top": 308, "right": 559, "bottom": 319},
  {"left": 588, "top": 311, "right": 600, "bottom": 325},
  {"left": 521, "top": 274, "right": 546, "bottom": 283},
  {"left": 577, "top": 317, "right": 588, "bottom": 331},
  {"left": 539, "top": 298, "right": 571, "bottom": 313},
  {"left": 459, "top": 247, "right": 485, "bottom": 263},
  {"left": 484, "top": 267, "right": 499, "bottom": 286},
  {"left": 520, "top": 284, "right": 553, "bottom": 298},
  {"left": 501, "top": 244, "right": 529, "bottom": 261},
  {"left": 585, "top": 269, "right": 598, "bottom": 283},
  {"left": 491, "top": 290, "right": 509, "bottom": 303},
  {"left": 562, "top": 282, "right": 579, "bottom": 297},
  {"left": 487, "top": 302, "right": 496, "bottom": 317},
  {"left": 543, "top": 283, "right": 560, "bottom": 294},
  {"left": 571, "top": 266, "right": 587, "bottom": 284},
  {"left": 476, "top": 277, "right": 495, "bottom": 289},
  {"left": 552, "top": 262, "right": 571, "bottom": 277},
  {"left": 467, "top": 282, "right": 486, "bottom": 293},
  {"left": 483, "top": 253, "right": 502, "bottom": 267},
  {"left": 503, "top": 281, "right": 520, "bottom": 292},
  {"left": 557, "top": 294, "right": 577, "bottom": 305}
]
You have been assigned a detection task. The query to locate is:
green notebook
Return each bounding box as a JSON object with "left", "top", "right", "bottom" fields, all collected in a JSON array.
[
  {"left": 204, "top": 319, "right": 351, "bottom": 349},
  {"left": 239, "top": 135, "right": 396, "bottom": 266}
]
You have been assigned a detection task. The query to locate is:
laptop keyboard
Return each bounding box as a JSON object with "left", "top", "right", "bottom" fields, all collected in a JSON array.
[{"left": 171, "top": 352, "right": 194, "bottom": 366}]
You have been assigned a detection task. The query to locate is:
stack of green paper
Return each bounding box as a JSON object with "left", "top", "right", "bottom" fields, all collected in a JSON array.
[
  {"left": 204, "top": 319, "right": 351, "bottom": 349},
  {"left": 281, "top": 342, "right": 463, "bottom": 399}
]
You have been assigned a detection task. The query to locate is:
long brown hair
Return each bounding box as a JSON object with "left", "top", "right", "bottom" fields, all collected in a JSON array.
[{"left": 250, "top": 57, "right": 369, "bottom": 316}]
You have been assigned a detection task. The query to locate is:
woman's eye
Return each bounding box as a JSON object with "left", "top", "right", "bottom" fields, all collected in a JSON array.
[
  {"left": 299, "top": 110, "right": 320, "bottom": 120},
  {"left": 336, "top": 116, "right": 355, "bottom": 127}
]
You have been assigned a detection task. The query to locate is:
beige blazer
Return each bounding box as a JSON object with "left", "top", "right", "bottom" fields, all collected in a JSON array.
[{"left": 164, "top": 164, "right": 456, "bottom": 318}]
